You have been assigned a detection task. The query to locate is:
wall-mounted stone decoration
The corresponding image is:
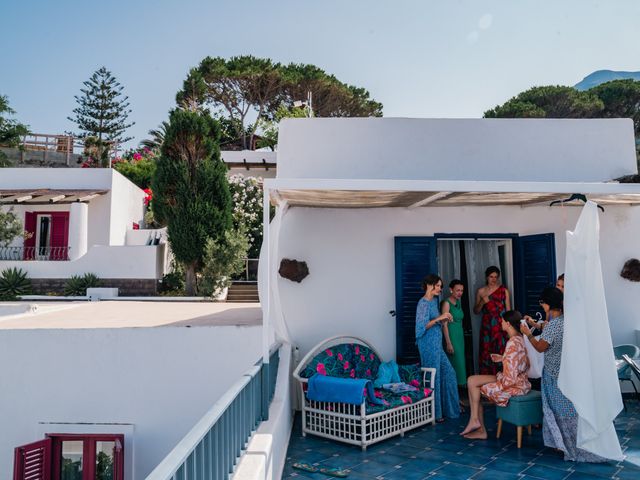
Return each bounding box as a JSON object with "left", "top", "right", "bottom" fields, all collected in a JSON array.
[
  {"left": 621, "top": 258, "right": 640, "bottom": 282},
  {"left": 279, "top": 259, "right": 309, "bottom": 283}
]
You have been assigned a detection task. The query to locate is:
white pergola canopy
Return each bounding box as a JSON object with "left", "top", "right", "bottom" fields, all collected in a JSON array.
[{"left": 264, "top": 179, "right": 640, "bottom": 208}]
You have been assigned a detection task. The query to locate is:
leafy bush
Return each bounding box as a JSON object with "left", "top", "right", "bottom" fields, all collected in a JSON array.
[
  {"left": 0, "top": 267, "right": 32, "bottom": 300},
  {"left": 199, "top": 228, "right": 249, "bottom": 297},
  {"left": 64, "top": 273, "right": 100, "bottom": 296},
  {"left": 159, "top": 263, "right": 185, "bottom": 295}
]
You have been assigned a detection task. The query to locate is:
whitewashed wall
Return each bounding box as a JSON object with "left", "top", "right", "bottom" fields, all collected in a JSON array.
[
  {"left": 275, "top": 205, "right": 640, "bottom": 360},
  {"left": 277, "top": 118, "right": 637, "bottom": 181},
  {"left": 109, "top": 171, "right": 146, "bottom": 246},
  {"left": 0, "top": 325, "right": 262, "bottom": 480},
  {"left": 0, "top": 244, "right": 164, "bottom": 278}
]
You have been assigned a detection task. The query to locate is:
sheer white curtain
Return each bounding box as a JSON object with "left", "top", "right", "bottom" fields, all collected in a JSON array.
[
  {"left": 464, "top": 240, "right": 500, "bottom": 374},
  {"left": 437, "top": 240, "right": 461, "bottom": 289}
]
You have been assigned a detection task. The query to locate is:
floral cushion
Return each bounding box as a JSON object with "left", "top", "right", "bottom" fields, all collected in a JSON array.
[
  {"left": 366, "top": 387, "right": 433, "bottom": 414},
  {"left": 352, "top": 343, "right": 381, "bottom": 380},
  {"left": 300, "top": 344, "right": 354, "bottom": 379},
  {"left": 399, "top": 363, "right": 423, "bottom": 388}
]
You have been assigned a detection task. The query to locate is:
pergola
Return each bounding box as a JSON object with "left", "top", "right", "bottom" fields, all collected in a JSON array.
[
  {"left": 259, "top": 177, "right": 640, "bottom": 363},
  {"left": 0, "top": 189, "right": 108, "bottom": 204}
]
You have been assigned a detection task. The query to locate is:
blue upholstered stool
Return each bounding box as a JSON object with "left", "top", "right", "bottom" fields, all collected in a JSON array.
[{"left": 496, "top": 390, "right": 543, "bottom": 448}]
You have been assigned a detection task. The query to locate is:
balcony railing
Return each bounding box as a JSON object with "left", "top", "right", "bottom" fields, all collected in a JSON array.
[
  {"left": 232, "top": 258, "right": 259, "bottom": 283},
  {"left": 145, "top": 344, "right": 281, "bottom": 480},
  {"left": 0, "top": 246, "right": 70, "bottom": 261}
]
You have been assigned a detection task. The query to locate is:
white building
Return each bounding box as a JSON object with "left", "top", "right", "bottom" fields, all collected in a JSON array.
[
  {"left": 263, "top": 117, "right": 640, "bottom": 364},
  {"left": 0, "top": 168, "right": 168, "bottom": 294}
]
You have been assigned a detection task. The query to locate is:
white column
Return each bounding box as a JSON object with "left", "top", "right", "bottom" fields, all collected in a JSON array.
[
  {"left": 262, "top": 187, "right": 271, "bottom": 365},
  {"left": 68, "top": 202, "right": 88, "bottom": 260}
]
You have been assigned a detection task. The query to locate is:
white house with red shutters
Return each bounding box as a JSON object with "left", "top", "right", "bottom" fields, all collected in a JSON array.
[{"left": 0, "top": 168, "right": 168, "bottom": 294}]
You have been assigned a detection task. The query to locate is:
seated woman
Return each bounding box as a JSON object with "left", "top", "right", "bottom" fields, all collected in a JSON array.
[{"left": 460, "top": 310, "right": 531, "bottom": 439}]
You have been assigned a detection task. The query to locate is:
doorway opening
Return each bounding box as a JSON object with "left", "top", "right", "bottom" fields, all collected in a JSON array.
[{"left": 437, "top": 238, "right": 514, "bottom": 376}]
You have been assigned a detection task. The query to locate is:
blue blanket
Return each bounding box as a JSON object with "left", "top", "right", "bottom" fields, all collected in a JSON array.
[{"left": 307, "top": 374, "right": 384, "bottom": 405}]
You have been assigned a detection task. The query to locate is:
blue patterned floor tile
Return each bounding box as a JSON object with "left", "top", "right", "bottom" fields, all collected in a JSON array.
[
  {"left": 431, "top": 462, "right": 482, "bottom": 479},
  {"left": 481, "top": 458, "right": 530, "bottom": 475},
  {"left": 471, "top": 468, "right": 528, "bottom": 480},
  {"left": 379, "top": 465, "right": 431, "bottom": 480},
  {"left": 572, "top": 461, "right": 621, "bottom": 478},
  {"left": 530, "top": 451, "right": 574, "bottom": 471},
  {"left": 564, "top": 471, "right": 611, "bottom": 479},
  {"left": 521, "top": 463, "right": 572, "bottom": 479},
  {"left": 349, "top": 459, "right": 397, "bottom": 477}
]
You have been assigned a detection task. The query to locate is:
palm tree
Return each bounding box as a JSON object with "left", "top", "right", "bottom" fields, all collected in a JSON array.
[{"left": 140, "top": 121, "right": 169, "bottom": 151}]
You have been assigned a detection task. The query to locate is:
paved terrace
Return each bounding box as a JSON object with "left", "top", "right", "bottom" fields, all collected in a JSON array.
[
  {"left": 0, "top": 301, "right": 262, "bottom": 329},
  {"left": 284, "top": 400, "right": 640, "bottom": 480}
]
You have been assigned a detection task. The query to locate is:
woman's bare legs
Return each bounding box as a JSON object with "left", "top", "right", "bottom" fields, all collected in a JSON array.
[
  {"left": 464, "top": 403, "right": 488, "bottom": 439},
  {"left": 460, "top": 375, "right": 496, "bottom": 435}
]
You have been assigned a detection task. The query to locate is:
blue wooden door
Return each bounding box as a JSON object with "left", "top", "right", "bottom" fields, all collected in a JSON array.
[
  {"left": 515, "top": 233, "right": 557, "bottom": 318},
  {"left": 394, "top": 237, "right": 437, "bottom": 363}
]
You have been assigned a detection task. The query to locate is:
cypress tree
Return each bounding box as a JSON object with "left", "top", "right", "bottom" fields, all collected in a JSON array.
[{"left": 152, "top": 109, "right": 232, "bottom": 295}]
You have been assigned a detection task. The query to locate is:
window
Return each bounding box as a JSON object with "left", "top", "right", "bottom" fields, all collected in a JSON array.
[{"left": 14, "top": 434, "right": 124, "bottom": 480}]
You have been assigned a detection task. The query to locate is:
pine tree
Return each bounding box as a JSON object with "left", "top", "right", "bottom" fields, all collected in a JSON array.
[
  {"left": 152, "top": 109, "right": 232, "bottom": 295},
  {"left": 68, "top": 67, "right": 134, "bottom": 157}
]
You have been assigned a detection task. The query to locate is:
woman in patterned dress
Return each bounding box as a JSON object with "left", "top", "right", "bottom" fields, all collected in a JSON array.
[
  {"left": 474, "top": 266, "right": 512, "bottom": 375},
  {"left": 415, "top": 274, "right": 460, "bottom": 422},
  {"left": 521, "top": 287, "right": 606, "bottom": 462},
  {"left": 460, "top": 310, "right": 531, "bottom": 439}
]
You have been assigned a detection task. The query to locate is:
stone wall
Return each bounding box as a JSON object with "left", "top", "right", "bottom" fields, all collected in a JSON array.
[{"left": 30, "top": 278, "right": 159, "bottom": 296}]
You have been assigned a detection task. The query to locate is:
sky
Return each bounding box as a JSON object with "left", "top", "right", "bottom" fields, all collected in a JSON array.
[{"left": 1, "top": 0, "right": 639, "bottom": 149}]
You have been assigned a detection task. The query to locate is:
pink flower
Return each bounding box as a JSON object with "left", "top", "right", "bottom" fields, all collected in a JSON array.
[
  {"left": 316, "top": 363, "right": 326, "bottom": 375},
  {"left": 410, "top": 379, "right": 420, "bottom": 388},
  {"left": 355, "top": 346, "right": 360, "bottom": 355},
  {"left": 401, "top": 396, "right": 412, "bottom": 404},
  {"left": 360, "top": 355, "right": 366, "bottom": 362},
  {"left": 325, "top": 349, "right": 333, "bottom": 357},
  {"left": 369, "top": 354, "right": 374, "bottom": 360},
  {"left": 133, "top": 152, "right": 142, "bottom": 161},
  {"left": 343, "top": 361, "right": 350, "bottom": 370},
  {"left": 383, "top": 400, "right": 390, "bottom": 406},
  {"left": 337, "top": 353, "right": 343, "bottom": 361},
  {"left": 374, "top": 390, "right": 383, "bottom": 398},
  {"left": 366, "top": 369, "right": 372, "bottom": 377},
  {"left": 350, "top": 369, "right": 355, "bottom": 378},
  {"left": 424, "top": 388, "right": 432, "bottom": 397}
]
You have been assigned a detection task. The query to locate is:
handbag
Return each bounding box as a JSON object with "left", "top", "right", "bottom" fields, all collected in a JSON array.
[{"left": 523, "top": 334, "right": 544, "bottom": 379}]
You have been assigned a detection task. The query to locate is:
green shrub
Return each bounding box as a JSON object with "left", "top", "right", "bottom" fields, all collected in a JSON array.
[
  {"left": 64, "top": 273, "right": 101, "bottom": 296},
  {"left": 199, "top": 228, "right": 249, "bottom": 297},
  {"left": 0, "top": 267, "right": 32, "bottom": 300}
]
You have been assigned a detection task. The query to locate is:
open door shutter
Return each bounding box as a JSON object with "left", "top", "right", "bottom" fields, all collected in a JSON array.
[
  {"left": 516, "top": 233, "right": 557, "bottom": 318},
  {"left": 14, "top": 438, "right": 52, "bottom": 480},
  {"left": 50, "top": 212, "right": 70, "bottom": 260},
  {"left": 23, "top": 212, "right": 36, "bottom": 260},
  {"left": 394, "top": 237, "right": 437, "bottom": 364}
]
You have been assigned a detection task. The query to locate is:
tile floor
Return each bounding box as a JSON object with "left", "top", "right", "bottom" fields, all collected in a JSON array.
[{"left": 283, "top": 399, "right": 640, "bottom": 479}]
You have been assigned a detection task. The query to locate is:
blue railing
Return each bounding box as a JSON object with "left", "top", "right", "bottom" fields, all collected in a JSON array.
[{"left": 146, "top": 344, "right": 281, "bottom": 480}]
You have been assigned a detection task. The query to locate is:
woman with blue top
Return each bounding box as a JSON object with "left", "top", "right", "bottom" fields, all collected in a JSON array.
[{"left": 415, "top": 274, "right": 460, "bottom": 422}]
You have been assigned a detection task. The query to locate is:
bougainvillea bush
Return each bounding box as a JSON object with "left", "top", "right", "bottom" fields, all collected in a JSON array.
[{"left": 228, "top": 174, "right": 263, "bottom": 258}]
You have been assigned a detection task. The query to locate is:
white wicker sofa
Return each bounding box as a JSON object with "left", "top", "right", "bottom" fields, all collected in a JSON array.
[{"left": 292, "top": 335, "right": 436, "bottom": 450}]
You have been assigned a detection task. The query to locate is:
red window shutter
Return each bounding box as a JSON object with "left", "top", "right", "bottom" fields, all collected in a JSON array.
[
  {"left": 23, "top": 212, "right": 36, "bottom": 260},
  {"left": 50, "top": 212, "right": 70, "bottom": 260},
  {"left": 13, "top": 438, "right": 52, "bottom": 480}
]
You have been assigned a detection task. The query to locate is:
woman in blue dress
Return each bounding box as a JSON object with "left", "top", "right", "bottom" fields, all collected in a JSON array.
[{"left": 416, "top": 274, "right": 461, "bottom": 421}]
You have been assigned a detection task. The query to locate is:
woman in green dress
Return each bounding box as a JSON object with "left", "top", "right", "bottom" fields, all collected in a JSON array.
[{"left": 442, "top": 279, "right": 467, "bottom": 386}]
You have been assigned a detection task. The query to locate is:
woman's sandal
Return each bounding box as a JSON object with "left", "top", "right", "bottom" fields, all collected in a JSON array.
[{"left": 293, "top": 462, "right": 349, "bottom": 477}]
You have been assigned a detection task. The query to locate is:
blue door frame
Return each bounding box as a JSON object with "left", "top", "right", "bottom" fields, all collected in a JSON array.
[{"left": 395, "top": 233, "right": 557, "bottom": 363}]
